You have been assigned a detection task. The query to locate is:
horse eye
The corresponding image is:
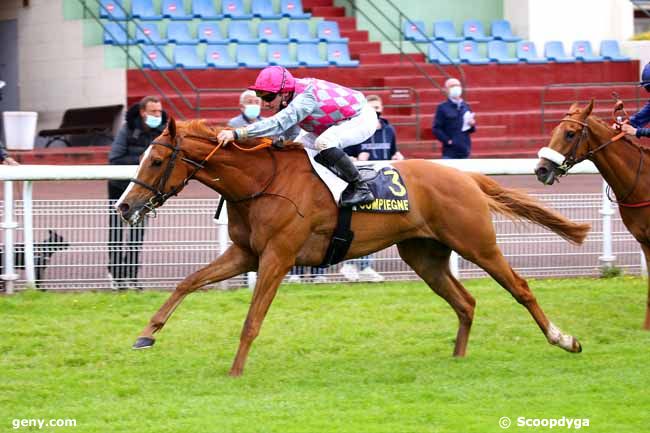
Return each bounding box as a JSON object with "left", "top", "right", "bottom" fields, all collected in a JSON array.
[
  {"left": 152, "top": 159, "right": 163, "bottom": 167},
  {"left": 565, "top": 131, "right": 575, "bottom": 140}
]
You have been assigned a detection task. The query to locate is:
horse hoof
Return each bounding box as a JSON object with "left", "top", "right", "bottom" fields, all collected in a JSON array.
[
  {"left": 572, "top": 338, "right": 582, "bottom": 353},
  {"left": 132, "top": 337, "right": 155, "bottom": 350}
]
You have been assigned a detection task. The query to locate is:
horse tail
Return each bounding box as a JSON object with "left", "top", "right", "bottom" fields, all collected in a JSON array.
[{"left": 469, "top": 172, "right": 590, "bottom": 245}]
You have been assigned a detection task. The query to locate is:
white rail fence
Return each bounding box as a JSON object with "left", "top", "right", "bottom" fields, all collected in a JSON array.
[{"left": 0, "top": 160, "right": 643, "bottom": 293}]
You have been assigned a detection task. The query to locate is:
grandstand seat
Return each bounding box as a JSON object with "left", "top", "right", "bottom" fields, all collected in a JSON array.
[
  {"left": 516, "top": 41, "right": 548, "bottom": 64},
  {"left": 206, "top": 45, "right": 238, "bottom": 69},
  {"left": 135, "top": 22, "right": 166, "bottom": 45},
  {"left": 403, "top": 20, "right": 429, "bottom": 42},
  {"left": 487, "top": 40, "right": 518, "bottom": 64},
  {"left": 281, "top": 0, "right": 310, "bottom": 19},
  {"left": 252, "top": 0, "right": 282, "bottom": 19},
  {"left": 174, "top": 45, "right": 207, "bottom": 69},
  {"left": 142, "top": 45, "right": 174, "bottom": 69},
  {"left": 288, "top": 21, "right": 319, "bottom": 43},
  {"left": 103, "top": 22, "right": 131, "bottom": 45},
  {"left": 100, "top": 0, "right": 127, "bottom": 20},
  {"left": 572, "top": 40, "right": 604, "bottom": 62},
  {"left": 297, "top": 42, "right": 329, "bottom": 67},
  {"left": 222, "top": 0, "right": 253, "bottom": 19},
  {"left": 131, "top": 0, "right": 162, "bottom": 20},
  {"left": 427, "top": 41, "right": 458, "bottom": 65},
  {"left": 433, "top": 20, "right": 462, "bottom": 42},
  {"left": 327, "top": 43, "right": 359, "bottom": 67},
  {"left": 162, "top": 0, "right": 192, "bottom": 19},
  {"left": 600, "top": 40, "right": 630, "bottom": 62},
  {"left": 544, "top": 41, "right": 576, "bottom": 63},
  {"left": 237, "top": 45, "right": 268, "bottom": 68},
  {"left": 167, "top": 22, "right": 198, "bottom": 45},
  {"left": 458, "top": 41, "right": 489, "bottom": 64},
  {"left": 490, "top": 20, "right": 521, "bottom": 42},
  {"left": 463, "top": 20, "right": 492, "bottom": 42},
  {"left": 318, "top": 21, "right": 348, "bottom": 43},
  {"left": 228, "top": 21, "right": 259, "bottom": 44},
  {"left": 192, "top": 0, "right": 223, "bottom": 19},
  {"left": 268, "top": 44, "right": 299, "bottom": 67},
  {"left": 258, "top": 21, "right": 289, "bottom": 44},
  {"left": 198, "top": 22, "right": 228, "bottom": 44}
]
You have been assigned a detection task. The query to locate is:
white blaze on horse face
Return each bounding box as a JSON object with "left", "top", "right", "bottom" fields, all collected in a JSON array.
[
  {"left": 537, "top": 147, "right": 566, "bottom": 166},
  {"left": 115, "top": 146, "right": 154, "bottom": 211},
  {"left": 546, "top": 321, "right": 574, "bottom": 350}
]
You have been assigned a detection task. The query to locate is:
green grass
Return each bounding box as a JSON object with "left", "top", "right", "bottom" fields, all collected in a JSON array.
[{"left": 1, "top": 277, "right": 649, "bottom": 433}]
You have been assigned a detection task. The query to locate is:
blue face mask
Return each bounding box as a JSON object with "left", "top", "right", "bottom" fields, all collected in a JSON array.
[
  {"left": 145, "top": 114, "right": 162, "bottom": 129},
  {"left": 243, "top": 104, "right": 261, "bottom": 120}
]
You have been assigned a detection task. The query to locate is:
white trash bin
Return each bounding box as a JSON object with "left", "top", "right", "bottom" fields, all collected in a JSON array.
[{"left": 3, "top": 111, "right": 38, "bottom": 150}]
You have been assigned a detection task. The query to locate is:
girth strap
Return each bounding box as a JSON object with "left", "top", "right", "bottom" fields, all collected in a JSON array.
[{"left": 317, "top": 206, "right": 354, "bottom": 268}]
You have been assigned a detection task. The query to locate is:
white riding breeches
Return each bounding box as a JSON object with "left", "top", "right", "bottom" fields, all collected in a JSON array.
[{"left": 294, "top": 104, "right": 377, "bottom": 151}]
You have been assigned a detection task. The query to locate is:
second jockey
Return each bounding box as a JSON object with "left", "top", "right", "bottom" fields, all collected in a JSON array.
[{"left": 216, "top": 66, "right": 376, "bottom": 207}]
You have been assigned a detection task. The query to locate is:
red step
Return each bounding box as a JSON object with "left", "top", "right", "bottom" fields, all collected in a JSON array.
[
  {"left": 349, "top": 41, "right": 381, "bottom": 56},
  {"left": 11, "top": 146, "right": 110, "bottom": 165},
  {"left": 303, "top": 0, "right": 334, "bottom": 8},
  {"left": 358, "top": 52, "right": 426, "bottom": 64},
  {"left": 340, "top": 29, "right": 369, "bottom": 42},
  {"left": 308, "top": 6, "right": 345, "bottom": 17},
  {"left": 328, "top": 17, "right": 357, "bottom": 32}
]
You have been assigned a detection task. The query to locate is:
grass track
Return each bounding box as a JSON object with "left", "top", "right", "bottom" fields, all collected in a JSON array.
[{"left": 1, "top": 277, "right": 649, "bottom": 433}]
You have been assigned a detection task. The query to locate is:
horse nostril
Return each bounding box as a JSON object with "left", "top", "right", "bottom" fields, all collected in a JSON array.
[
  {"left": 535, "top": 166, "right": 548, "bottom": 177},
  {"left": 117, "top": 202, "right": 130, "bottom": 214}
]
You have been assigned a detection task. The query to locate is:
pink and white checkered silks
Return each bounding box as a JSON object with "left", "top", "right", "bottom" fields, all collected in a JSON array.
[{"left": 294, "top": 78, "right": 366, "bottom": 135}]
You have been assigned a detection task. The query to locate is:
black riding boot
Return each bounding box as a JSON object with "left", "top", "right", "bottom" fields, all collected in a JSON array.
[{"left": 314, "top": 147, "right": 375, "bottom": 207}]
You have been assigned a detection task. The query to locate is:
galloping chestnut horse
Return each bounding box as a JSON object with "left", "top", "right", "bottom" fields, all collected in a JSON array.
[
  {"left": 536, "top": 100, "right": 650, "bottom": 330},
  {"left": 117, "top": 118, "right": 589, "bottom": 376}
]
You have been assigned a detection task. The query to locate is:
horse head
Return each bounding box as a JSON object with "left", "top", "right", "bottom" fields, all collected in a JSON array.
[{"left": 535, "top": 100, "right": 596, "bottom": 185}]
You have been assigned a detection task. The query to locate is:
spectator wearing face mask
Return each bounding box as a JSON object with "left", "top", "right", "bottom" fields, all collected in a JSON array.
[
  {"left": 620, "top": 62, "right": 650, "bottom": 137},
  {"left": 433, "top": 78, "right": 476, "bottom": 159},
  {"left": 107, "top": 95, "right": 168, "bottom": 291},
  {"left": 228, "top": 90, "right": 264, "bottom": 127}
]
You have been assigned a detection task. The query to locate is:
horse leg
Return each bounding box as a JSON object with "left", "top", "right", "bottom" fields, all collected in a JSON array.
[
  {"left": 397, "top": 238, "right": 476, "bottom": 357},
  {"left": 640, "top": 244, "right": 650, "bottom": 330},
  {"left": 133, "top": 244, "right": 257, "bottom": 349},
  {"left": 229, "top": 249, "right": 293, "bottom": 377},
  {"left": 469, "top": 244, "right": 581, "bottom": 353}
]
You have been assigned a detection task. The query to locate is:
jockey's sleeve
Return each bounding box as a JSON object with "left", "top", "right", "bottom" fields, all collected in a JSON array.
[
  {"left": 635, "top": 127, "right": 650, "bottom": 138},
  {"left": 630, "top": 101, "right": 650, "bottom": 127},
  {"left": 239, "top": 91, "right": 317, "bottom": 138}
]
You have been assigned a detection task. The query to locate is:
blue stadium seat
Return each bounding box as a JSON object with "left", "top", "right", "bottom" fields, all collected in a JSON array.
[
  {"left": 288, "top": 21, "right": 319, "bottom": 43},
  {"left": 281, "top": 0, "right": 310, "bottom": 18},
  {"left": 516, "top": 41, "right": 548, "bottom": 64},
  {"left": 403, "top": 20, "right": 428, "bottom": 42},
  {"left": 103, "top": 22, "right": 131, "bottom": 45},
  {"left": 487, "top": 40, "right": 518, "bottom": 64},
  {"left": 458, "top": 41, "right": 489, "bottom": 64},
  {"left": 572, "top": 40, "right": 604, "bottom": 62},
  {"left": 268, "top": 44, "right": 299, "bottom": 67},
  {"left": 206, "top": 45, "right": 238, "bottom": 69},
  {"left": 237, "top": 45, "right": 268, "bottom": 68},
  {"left": 228, "top": 21, "right": 259, "bottom": 44},
  {"left": 174, "top": 45, "right": 206, "bottom": 69},
  {"left": 167, "top": 22, "right": 198, "bottom": 45},
  {"left": 222, "top": 0, "right": 253, "bottom": 19},
  {"left": 252, "top": 0, "right": 282, "bottom": 19},
  {"left": 327, "top": 43, "right": 359, "bottom": 67},
  {"left": 490, "top": 20, "right": 521, "bottom": 42},
  {"left": 318, "top": 21, "right": 347, "bottom": 43},
  {"left": 463, "top": 20, "right": 492, "bottom": 42},
  {"left": 600, "top": 40, "right": 630, "bottom": 62},
  {"left": 162, "top": 0, "right": 192, "bottom": 20},
  {"left": 192, "top": 0, "right": 222, "bottom": 19},
  {"left": 100, "top": 0, "right": 127, "bottom": 20},
  {"left": 544, "top": 41, "right": 576, "bottom": 63},
  {"left": 427, "top": 41, "right": 458, "bottom": 65},
  {"left": 258, "top": 21, "right": 289, "bottom": 43},
  {"left": 433, "top": 20, "right": 462, "bottom": 42},
  {"left": 142, "top": 45, "right": 174, "bottom": 69},
  {"left": 198, "top": 22, "right": 227, "bottom": 44},
  {"left": 131, "top": 0, "right": 162, "bottom": 20},
  {"left": 297, "top": 42, "right": 329, "bottom": 67},
  {"left": 135, "top": 22, "right": 166, "bottom": 45}
]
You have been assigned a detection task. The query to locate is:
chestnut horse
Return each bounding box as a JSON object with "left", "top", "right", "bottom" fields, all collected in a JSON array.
[
  {"left": 536, "top": 100, "right": 650, "bottom": 330},
  {"left": 117, "top": 118, "right": 589, "bottom": 376}
]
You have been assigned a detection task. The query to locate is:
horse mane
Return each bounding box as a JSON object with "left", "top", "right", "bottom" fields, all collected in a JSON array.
[{"left": 587, "top": 114, "right": 650, "bottom": 153}]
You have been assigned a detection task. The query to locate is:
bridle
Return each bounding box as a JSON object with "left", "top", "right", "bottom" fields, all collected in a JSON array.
[{"left": 130, "top": 133, "right": 275, "bottom": 216}]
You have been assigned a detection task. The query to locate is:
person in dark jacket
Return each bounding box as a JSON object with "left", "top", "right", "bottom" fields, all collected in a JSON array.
[
  {"left": 108, "top": 96, "right": 167, "bottom": 290},
  {"left": 433, "top": 78, "right": 476, "bottom": 159},
  {"left": 621, "top": 62, "right": 650, "bottom": 138}
]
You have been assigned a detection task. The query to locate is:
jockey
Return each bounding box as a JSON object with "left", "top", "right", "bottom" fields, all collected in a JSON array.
[
  {"left": 216, "top": 66, "right": 376, "bottom": 207},
  {"left": 621, "top": 62, "right": 650, "bottom": 137}
]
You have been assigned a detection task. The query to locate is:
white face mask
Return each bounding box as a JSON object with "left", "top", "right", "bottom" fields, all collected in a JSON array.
[
  {"left": 243, "top": 104, "right": 261, "bottom": 119},
  {"left": 448, "top": 86, "right": 462, "bottom": 99}
]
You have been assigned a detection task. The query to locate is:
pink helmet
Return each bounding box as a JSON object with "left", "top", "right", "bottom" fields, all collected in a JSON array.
[{"left": 248, "top": 66, "right": 295, "bottom": 94}]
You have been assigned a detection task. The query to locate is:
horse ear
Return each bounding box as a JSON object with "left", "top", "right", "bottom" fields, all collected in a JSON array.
[
  {"left": 569, "top": 102, "right": 580, "bottom": 113},
  {"left": 168, "top": 117, "right": 176, "bottom": 138},
  {"left": 581, "top": 99, "right": 594, "bottom": 119}
]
